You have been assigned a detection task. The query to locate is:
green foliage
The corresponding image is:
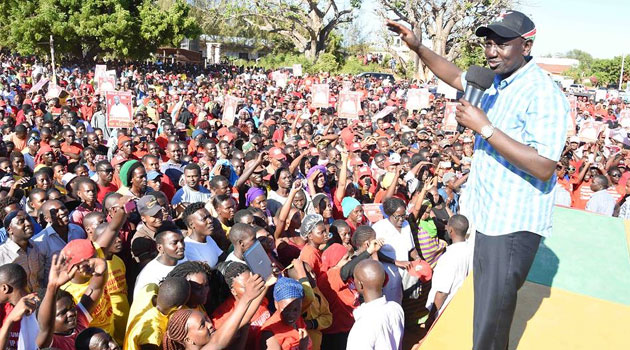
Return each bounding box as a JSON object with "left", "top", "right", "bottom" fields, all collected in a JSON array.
[
  {"left": 0, "top": 0, "right": 200, "bottom": 60},
  {"left": 310, "top": 53, "right": 341, "bottom": 73},
  {"left": 562, "top": 50, "right": 628, "bottom": 87},
  {"left": 339, "top": 56, "right": 384, "bottom": 75},
  {"left": 454, "top": 44, "right": 487, "bottom": 70}
]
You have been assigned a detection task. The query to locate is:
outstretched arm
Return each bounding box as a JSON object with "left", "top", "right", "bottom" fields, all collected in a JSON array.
[
  {"left": 386, "top": 20, "right": 464, "bottom": 91},
  {"left": 273, "top": 181, "right": 303, "bottom": 240}
]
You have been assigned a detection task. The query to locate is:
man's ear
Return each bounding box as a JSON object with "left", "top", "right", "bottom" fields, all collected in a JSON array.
[{"left": 523, "top": 39, "right": 534, "bottom": 56}]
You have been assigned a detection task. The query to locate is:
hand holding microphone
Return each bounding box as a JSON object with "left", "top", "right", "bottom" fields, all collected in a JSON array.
[{"left": 456, "top": 65, "right": 495, "bottom": 134}]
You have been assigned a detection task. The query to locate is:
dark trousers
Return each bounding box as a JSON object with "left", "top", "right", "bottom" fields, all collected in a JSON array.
[
  {"left": 321, "top": 332, "right": 349, "bottom": 350},
  {"left": 473, "top": 231, "right": 541, "bottom": 350}
]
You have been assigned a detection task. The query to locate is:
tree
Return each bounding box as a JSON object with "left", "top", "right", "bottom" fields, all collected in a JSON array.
[
  {"left": 378, "top": 0, "right": 512, "bottom": 81},
  {"left": 236, "top": 0, "right": 360, "bottom": 61},
  {"left": 564, "top": 49, "right": 593, "bottom": 68},
  {"left": 0, "top": 0, "right": 200, "bottom": 60}
]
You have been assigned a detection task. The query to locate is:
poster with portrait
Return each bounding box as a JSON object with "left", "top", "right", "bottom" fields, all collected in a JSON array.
[
  {"left": 311, "top": 84, "right": 330, "bottom": 108},
  {"left": 363, "top": 204, "right": 384, "bottom": 223},
  {"left": 222, "top": 95, "right": 239, "bottom": 127},
  {"left": 292, "top": 64, "right": 303, "bottom": 77},
  {"left": 272, "top": 71, "right": 288, "bottom": 88},
  {"left": 95, "top": 64, "right": 107, "bottom": 79},
  {"left": 98, "top": 75, "right": 116, "bottom": 93},
  {"left": 567, "top": 95, "right": 577, "bottom": 136},
  {"left": 342, "top": 80, "right": 352, "bottom": 91},
  {"left": 619, "top": 109, "right": 630, "bottom": 129},
  {"left": 578, "top": 121, "right": 603, "bottom": 143},
  {"left": 28, "top": 78, "right": 49, "bottom": 94},
  {"left": 106, "top": 91, "right": 133, "bottom": 128},
  {"left": 442, "top": 102, "right": 460, "bottom": 132},
  {"left": 437, "top": 79, "right": 458, "bottom": 100},
  {"left": 338, "top": 91, "right": 361, "bottom": 119},
  {"left": 406, "top": 88, "right": 430, "bottom": 111}
]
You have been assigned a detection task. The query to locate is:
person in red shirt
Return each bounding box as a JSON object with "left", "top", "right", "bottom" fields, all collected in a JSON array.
[
  {"left": 212, "top": 262, "right": 271, "bottom": 350},
  {"left": 298, "top": 214, "right": 329, "bottom": 279},
  {"left": 95, "top": 160, "right": 118, "bottom": 204},
  {"left": 0, "top": 264, "right": 39, "bottom": 350},
  {"left": 260, "top": 277, "right": 312, "bottom": 350},
  {"left": 60, "top": 128, "right": 83, "bottom": 164}
]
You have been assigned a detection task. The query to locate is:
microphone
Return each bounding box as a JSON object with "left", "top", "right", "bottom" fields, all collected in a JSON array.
[{"left": 457, "top": 65, "right": 495, "bottom": 132}]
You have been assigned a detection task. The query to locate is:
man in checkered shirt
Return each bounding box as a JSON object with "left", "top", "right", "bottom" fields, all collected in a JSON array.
[{"left": 388, "top": 10, "right": 569, "bottom": 350}]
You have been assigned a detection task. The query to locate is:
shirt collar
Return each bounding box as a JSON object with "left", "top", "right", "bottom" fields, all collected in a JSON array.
[
  {"left": 353, "top": 295, "right": 387, "bottom": 319},
  {"left": 493, "top": 57, "right": 536, "bottom": 90}
]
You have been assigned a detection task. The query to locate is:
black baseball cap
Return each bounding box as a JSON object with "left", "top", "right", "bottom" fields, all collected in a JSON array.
[{"left": 475, "top": 10, "right": 536, "bottom": 40}]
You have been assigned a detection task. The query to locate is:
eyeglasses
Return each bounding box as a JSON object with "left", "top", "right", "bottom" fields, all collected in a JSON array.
[
  {"left": 391, "top": 213, "right": 407, "bottom": 221},
  {"left": 611, "top": 173, "right": 622, "bottom": 178}
]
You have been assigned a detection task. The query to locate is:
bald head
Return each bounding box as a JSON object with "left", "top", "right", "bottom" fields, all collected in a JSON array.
[{"left": 353, "top": 259, "right": 386, "bottom": 297}]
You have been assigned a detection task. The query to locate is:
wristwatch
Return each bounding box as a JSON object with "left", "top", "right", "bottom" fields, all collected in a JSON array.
[{"left": 480, "top": 124, "right": 495, "bottom": 140}]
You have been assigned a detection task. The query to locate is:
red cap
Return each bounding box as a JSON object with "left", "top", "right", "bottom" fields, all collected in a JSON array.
[
  {"left": 269, "top": 147, "right": 286, "bottom": 160},
  {"left": 298, "top": 140, "right": 310, "bottom": 149},
  {"left": 348, "top": 142, "right": 361, "bottom": 152},
  {"left": 357, "top": 165, "right": 372, "bottom": 179},
  {"left": 310, "top": 147, "right": 320, "bottom": 156},
  {"left": 382, "top": 123, "right": 392, "bottom": 130},
  {"left": 407, "top": 260, "right": 433, "bottom": 282},
  {"left": 222, "top": 132, "right": 235, "bottom": 143},
  {"left": 61, "top": 239, "right": 96, "bottom": 268},
  {"left": 217, "top": 127, "right": 229, "bottom": 137},
  {"left": 349, "top": 157, "right": 364, "bottom": 166}
]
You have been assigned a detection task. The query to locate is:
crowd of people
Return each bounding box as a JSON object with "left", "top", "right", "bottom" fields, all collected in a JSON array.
[{"left": 0, "top": 50, "right": 626, "bottom": 350}]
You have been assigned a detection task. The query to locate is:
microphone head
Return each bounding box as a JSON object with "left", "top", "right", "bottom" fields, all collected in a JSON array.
[{"left": 465, "top": 65, "right": 495, "bottom": 90}]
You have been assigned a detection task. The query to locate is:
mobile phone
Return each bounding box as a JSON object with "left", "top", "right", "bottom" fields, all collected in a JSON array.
[
  {"left": 439, "top": 161, "right": 452, "bottom": 168},
  {"left": 243, "top": 240, "right": 273, "bottom": 280}
]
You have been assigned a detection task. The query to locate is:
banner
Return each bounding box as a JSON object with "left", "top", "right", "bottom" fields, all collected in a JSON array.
[
  {"left": 568, "top": 95, "right": 577, "bottom": 136},
  {"left": 372, "top": 106, "right": 397, "bottom": 122},
  {"left": 442, "top": 102, "right": 460, "bottom": 132},
  {"left": 222, "top": 95, "right": 239, "bottom": 127},
  {"left": 94, "top": 64, "right": 107, "bottom": 79},
  {"left": 45, "top": 82, "right": 63, "bottom": 99},
  {"left": 106, "top": 91, "right": 133, "bottom": 128},
  {"left": 437, "top": 79, "right": 458, "bottom": 100},
  {"left": 407, "top": 88, "right": 430, "bottom": 111},
  {"left": 311, "top": 84, "right": 330, "bottom": 108},
  {"left": 28, "top": 78, "right": 49, "bottom": 94},
  {"left": 292, "top": 64, "right": 303, "bottom": 77},
  {"left": 338, "top": 91, "right": 361, "bottom": 119}
]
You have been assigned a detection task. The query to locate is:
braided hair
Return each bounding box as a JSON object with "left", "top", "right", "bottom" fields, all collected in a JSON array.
[
  {"left": 163, "top": 309, "right": 194, "bottom": 350},
  {"left": 166, "top": 261, "right": 213, "bottom": 280}
]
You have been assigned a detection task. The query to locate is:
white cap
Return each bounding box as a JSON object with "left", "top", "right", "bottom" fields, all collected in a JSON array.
[
  {"left": 569, "top": 136, "right": 580, "bottom": 143},
  {"left": 442, "top": 172, "right": 457, "bottom": 185},
  {"left": 463, "top": 137, "right": 473, "bottom": 143},
  {"left": 61, "top": 173, "right": 77, "bottom": 187}
]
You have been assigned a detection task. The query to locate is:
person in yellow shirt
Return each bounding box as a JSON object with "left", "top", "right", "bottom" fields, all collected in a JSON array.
[
  {"left": 59, "top": 239, "right": 115, "bottom": 336},
  {"left": 124, "top": 276, "right": 190, "bottom": 350},
  {"left": 82, "top": 196, "right": 131, "bottom": 345}
]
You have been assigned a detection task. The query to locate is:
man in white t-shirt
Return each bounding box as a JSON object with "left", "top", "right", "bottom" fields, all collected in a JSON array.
[
  {"left": 425, "top": 215, "right": 471, "bottom": 326},
  {"left": 133, "top": 229, "right": 187, "bottom": 298},
  {"left": 181, "top": 202, "right": 223, "bottom": 268}
]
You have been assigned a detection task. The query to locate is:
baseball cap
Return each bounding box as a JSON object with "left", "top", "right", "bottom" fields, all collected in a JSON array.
[
  {"left": 348, "top": 142, "right": 361, "bottom": 152},
  {"left": 137, "top": 195, "right": 163, "bottom": 216},
  {"left": 146, "top": 171, "right": 162, "bottom": 181},
  {"left": 475, "top": 10, "right": 536, "bottom": 40},
  {"left": 442, "top": 172, "right": 457, "bottom": 185},
  {"left": 61, "top": 239, "right": 96, "bottom": 268},
  {"left": 388, "top": 153, "right": 401, "bottom": 165},
  {"left": 297, "top": 140, "right": 310, "bottom": 149},
  {"left": 569, "top": 136, "right": 580, "bottom": 144},
  {"left": 269, "top": 147, "right": 287, "bottom": 160},
  {"left": 407, "top": 260, "right": 433, "bottom": 282},
  {"left": 357, "top": 165, "right": 372, "bottom": 179}
]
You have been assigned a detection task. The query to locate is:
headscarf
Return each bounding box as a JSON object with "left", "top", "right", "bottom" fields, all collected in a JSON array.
[
  {"left": 299, "top": 214, "right": 324, "bottom": 239},
  {"left": 119, "top": 160, "right": 140, "bottom": 187},
  {"left": 341, "top": 197, "right": 361, "bottom": 218},
  {"left": 273, "top": 277, "right": 304, "bottom": 302},
  {"left": 163, "top": 309, "right": 194, "bottom": 350},
  {"left": 34, "top": 144, "right": 53, "bottom": 165},
  {"left": 306, "top": 165, "right": 327, "bottom": 182},
  {"left": 245, "top": 187, "right": 265, "bottom": 207}
]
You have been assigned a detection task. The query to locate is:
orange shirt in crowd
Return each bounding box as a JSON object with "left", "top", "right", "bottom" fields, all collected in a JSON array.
[
  {"left": 317, "top": 267, "right": 358, "bottom": 334},
  {"left": 212, "top": 297, "right": 271, "bottom": 350},
  {"left": 260, "top": 310, "right": 312, "bottom": 350},
  {"left": 299, "top": 244, "right": 323, "bottom": 278}
]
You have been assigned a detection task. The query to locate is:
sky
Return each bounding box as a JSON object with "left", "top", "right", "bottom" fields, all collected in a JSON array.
[{"left": 356, "top": 0, "right": 630, "bottom": 59}]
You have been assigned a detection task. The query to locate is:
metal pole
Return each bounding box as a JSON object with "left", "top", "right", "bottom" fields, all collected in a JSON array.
[
  {"left": 620, "top": 53, "right": 625, "bottom": 91},
  {"left": 50, "top": 35, "right": 57, "bottom": 85}
]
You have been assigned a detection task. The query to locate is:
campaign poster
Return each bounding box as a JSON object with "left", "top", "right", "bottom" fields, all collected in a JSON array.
[
  {"left": 437, "top": 79, "right": 458, "bottom": 100},
  {"left": 98, "top": 75, "right": 116, "bottom": 93},
  {"left": 372, "top": 106, "right": 397, "bottom": 122},
  {"left": 567, "top": 95, "right": 577, "bottom": 136},
  {"left": 619, "top": 109, "right": 630, "bottom": 129},
  {"left": 442, "top": 102, "right": 460, "bottom": 132},
  {"left": 94, "top": 64, "right": 107, "bottom": 80},
  {"left": 578, "top": 121, "right": 602, "bottom": 143},
  {"left": 338, "top": 91, "right": 361, "bottom": 119},
  {"left": 223, "top": 95, "right": 239, "bottom": 127},
  {"left": 363, "top": 204, "right": 384, "bottom": 224},
  {"left": 28, "top": 78, "right": 49, "bottom": 94},
  {"left": 342, "top": 80, "right": 352, "bottom": 91},
  {"left": 45, "top": 82, "right": 63, "bottom": 99},
  {"left": 293, "top": 64, "right": 303, "bottom": 77},
  {"left": 407, "top": 88, "right": 430, "bottom": 111},
  {"left": 311, "top": 84, "right": 330, "bottom": 108},
  {"left": 106, "top": 91, "right": 133, "bottom": 128},
  {"left": 272, "top": 71, "right": 288, "bottom": 88}
]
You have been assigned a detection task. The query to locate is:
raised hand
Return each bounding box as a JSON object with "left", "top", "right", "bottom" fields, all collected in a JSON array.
[
  {"left": 243, "top": 274, "right": 265, "bottom": 301},
  {"left": 48, "top": 254, "right": 78, "bottom": 288},
  {"left": 386, "top": 20, "right": 422, "bottom": 51},
  {"left": 6, "top": 293, "right": 40, "bottom": 323},
  {"left": 367, "top": 238, "right": 384, "bottom": 255}
]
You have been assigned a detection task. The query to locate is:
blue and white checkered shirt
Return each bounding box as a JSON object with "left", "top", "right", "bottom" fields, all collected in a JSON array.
[{"left": 461, "top": 59, "right": 569, "bottom": 237}]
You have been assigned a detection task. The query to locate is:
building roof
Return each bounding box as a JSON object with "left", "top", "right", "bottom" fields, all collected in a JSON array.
[{"left": 537, "top": 63, "right": 573, "bottom": 75}]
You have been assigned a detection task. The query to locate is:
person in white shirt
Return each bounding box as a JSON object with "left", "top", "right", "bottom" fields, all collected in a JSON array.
[
  {"left": 425, "top": 215, "right": 472, "bottom": 326},
  {"left": 171, "top": 164, "right": 212, "bottom": 205},
  {"left": 181, "top": 202, "right": 223, "bottom": 268},
  {"left": 585, "top": 175, "right": 616, "bottom": 216},
  {"left": 133, "top": 229, "right": 186, "bottom": 298},
  {"left": 346, "top": 259, "right": 404, "bottom": 350}
]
